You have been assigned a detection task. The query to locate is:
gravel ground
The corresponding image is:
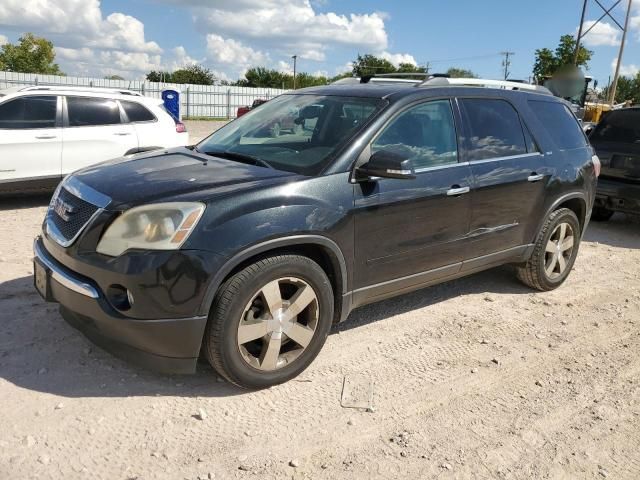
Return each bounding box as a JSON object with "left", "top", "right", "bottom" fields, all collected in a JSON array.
[
  {"left": 184, "top": 120, "right": 229, "bottom": 144},
  {"left": 1, "top": 197, "right": 639, "bottom": 479}
]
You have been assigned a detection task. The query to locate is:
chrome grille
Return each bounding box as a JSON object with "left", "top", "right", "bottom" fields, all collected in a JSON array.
[{"left": 49, "top": 187, "right": 99, "bottom": 243}]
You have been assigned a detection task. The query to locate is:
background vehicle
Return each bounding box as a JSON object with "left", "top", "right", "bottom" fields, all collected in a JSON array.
[
  {"left": 589, "top": 107, "right": 640, "bottom": 221},
  {"left": 237, "top": 98, "right": 268, "bottom": 117},
  {"left": 0, "top": 86, "right": 189, "bottom": 194},
  {"left": 33, "top": 79, "right": 598, "bottom": 389}
]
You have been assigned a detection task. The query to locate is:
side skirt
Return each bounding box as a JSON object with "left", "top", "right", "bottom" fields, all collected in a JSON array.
[{"left": 347, "top": 244, "right": 533, "bottom": 312}]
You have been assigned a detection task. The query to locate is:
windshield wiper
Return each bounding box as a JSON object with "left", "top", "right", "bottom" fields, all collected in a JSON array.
[{"left": 201, "top": 149, "right": 274, "bottom": 169}]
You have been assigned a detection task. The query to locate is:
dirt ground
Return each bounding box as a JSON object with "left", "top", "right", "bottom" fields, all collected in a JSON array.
[{"left": 1, "top": 193, "right": 640, "bottom": 479}]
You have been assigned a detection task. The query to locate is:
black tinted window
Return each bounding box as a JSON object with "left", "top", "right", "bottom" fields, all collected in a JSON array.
[
  {"left": 591, "top": 109, "right": 640, "bottom": 144},
  {"left": 0, "top": 96, "right": 57, "bottom": 129},
  {"left": 67, "top": 97, "right": 121, "bottom": 127},
  {"left": 460, "top": 98, "right": 527, "bottom": 161},
  {"left": 122, "top": 101, "right": 156, "bottom": 122},
  {"left": 372, "top": 100, "right": 458, "bottom": 170},
  {"left": 528, "top": 100, "right": 587, "bottom": 149}
]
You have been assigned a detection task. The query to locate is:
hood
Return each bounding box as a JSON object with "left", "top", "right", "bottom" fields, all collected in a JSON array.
[{"left": 71, "top": 147, "right": 298, "bottom": 209}]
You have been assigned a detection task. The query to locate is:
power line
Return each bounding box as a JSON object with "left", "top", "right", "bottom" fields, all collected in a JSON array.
[
  {"left": 419, "top": 52, "right": 504, "bottom": 65},
  {"left": 500, "top": 51, "right": 515, "bottom": 80}
]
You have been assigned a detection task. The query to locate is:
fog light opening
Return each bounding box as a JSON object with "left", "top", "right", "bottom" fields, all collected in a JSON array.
[{"left": 107, "top": 285, "right": 132, "bottom": 311}]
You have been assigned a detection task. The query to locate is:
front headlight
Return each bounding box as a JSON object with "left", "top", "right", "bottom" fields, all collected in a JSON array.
[{"left": 96, "top": 202, "right": 205, "bottom": 257}]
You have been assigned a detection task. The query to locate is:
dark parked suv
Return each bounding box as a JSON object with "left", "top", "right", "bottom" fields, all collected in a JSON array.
[
  {"left": 33, "top": 79, "right": 599, "bottom": 389},
  {"left": 588, "top": 107, "right": 640, "bottom": 220}
]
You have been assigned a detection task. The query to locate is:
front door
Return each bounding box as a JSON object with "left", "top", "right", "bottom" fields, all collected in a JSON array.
[
  {"left": 62, "top": 96, "right": 137, "bottom": 175},
  {"left": 353, "top": 99, "right": 473, "bottom": 303},
  {"left": 458, "top": 97, "right": 548, "bottom": 258},
  {"left": 0, "top": 95, "right": 62, "bottom": 189}
]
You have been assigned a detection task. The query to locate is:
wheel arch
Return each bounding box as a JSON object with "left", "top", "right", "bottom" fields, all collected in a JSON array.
[
  {"left": 536, "top": 192, "right": 588, "bottom": 239},
  {"left": 199, "top": 235, "right": 349, "bottom": 323}
]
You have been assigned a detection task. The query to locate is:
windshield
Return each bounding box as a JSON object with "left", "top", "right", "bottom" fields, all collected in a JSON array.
[
  {"left": 197, "top": 94, "right": 385, "bottom": 175},
  {"left": 591, "top": 109, "right": 640, "bottom": 144}
]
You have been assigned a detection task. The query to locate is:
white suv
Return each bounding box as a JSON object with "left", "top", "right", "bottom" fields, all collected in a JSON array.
[{"left": 0, "top": 86, "right": 189, "bottom": 194}]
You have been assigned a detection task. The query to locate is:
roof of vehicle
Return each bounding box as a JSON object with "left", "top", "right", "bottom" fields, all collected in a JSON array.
[
  {"left": 290, "top": 80, "right": 558, "bottom": 102},
  {"left": 0, "top": 85, "right": 163, "bottom": 106}
]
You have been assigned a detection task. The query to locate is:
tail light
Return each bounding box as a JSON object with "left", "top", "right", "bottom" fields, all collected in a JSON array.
[
  {"left": 592, "top": 154, "right": 601, "bottom": 177},
  {"left": 176, "top": 121, "right": 187, "bottom": 133}
]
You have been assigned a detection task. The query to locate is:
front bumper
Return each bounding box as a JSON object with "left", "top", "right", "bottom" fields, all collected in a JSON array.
[
  {"left": 596, "top": 177, "right": 640, "bottom": 214},
  {"left": 33, "top": 237, "right": 208, "bottom": 374}
]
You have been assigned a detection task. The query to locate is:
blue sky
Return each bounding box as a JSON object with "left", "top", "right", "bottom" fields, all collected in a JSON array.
[{"left": 0, "top": 0, "right": 639, "bottom": 86}]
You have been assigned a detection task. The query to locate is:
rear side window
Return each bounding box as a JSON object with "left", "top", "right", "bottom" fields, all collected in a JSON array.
[
  {"left": 67, "top": 97, "right": 121, "bottom": 127},
  {"left": 528, "top": 100, "right": 587, "bottom": 150},
  {"left": 0, "top": 96, "right": 57, "bottom": 129},
  {"left": 460, "top": 98, "right": 527, "bottom": 161},
  {"left": 591, "top": 109, "right": 640, "bottom": 144},
  {"left": 121, "top": 101, "right": 156, "bottom": 123}
]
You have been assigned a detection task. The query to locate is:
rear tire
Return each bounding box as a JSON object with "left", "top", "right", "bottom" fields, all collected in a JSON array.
[
  {"left": 204, "top": 255, "right": 334, "bottom": 389},
  {"left": 516, "top": 208, "right": 581, "bottom": 291},
  {"left": 591, "top": 206, "right": 614, "bottom": 222}
]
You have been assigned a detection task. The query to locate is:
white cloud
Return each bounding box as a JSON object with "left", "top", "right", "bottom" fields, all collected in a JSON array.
[
  {"left": 0, "top": 0, "right": 160, "bottom": 53},
  {"left": 380, "top": 51, "right": 418, "bottom": 67},
  {"left": 579, "top": 20, "right": 621, "bottom": 47},
  {"left": 611, "top": 57, "right": 639, "bottom": 76},
  {"left": 206, "top": 34, "right": 269, "bottom": 66},
  {"left": 0, "top": 34, "right": 8, "bottom": 46}
]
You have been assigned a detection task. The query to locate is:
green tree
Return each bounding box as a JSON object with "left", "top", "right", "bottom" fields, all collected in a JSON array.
[
  {"left": 171, "top": 64, "right": 215, "bottom": 85},
  {"left": 146, "top": 70, "right": 172, "bottom": 82},
  {"left": 104, "top": 75, "right": 124, "bottom": 80},
  {"left": 397, "top": 63, "right": 426, "bottom": 73},
  {"left": 351, "top": 54, "right": 397, "bottom": 77},
  {"left": 602, "top": 74, "right": 640, "bottom": 104},
  {"left": 533, "top": 34, "right": 593, "bottom": 82},
  {"left": 445, "top": 67, "right": 477, "bottom": 78},
  {"left": 0, "top": 33, "right": 63, "bottom": 75}
]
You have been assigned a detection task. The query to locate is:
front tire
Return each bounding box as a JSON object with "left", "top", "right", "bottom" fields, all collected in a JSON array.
[
  {"left": 516, "top": 208, "right": 581, "bottom": 291},
  {"left": 204, "top": 255, "right": 334, "bottom": 389}
]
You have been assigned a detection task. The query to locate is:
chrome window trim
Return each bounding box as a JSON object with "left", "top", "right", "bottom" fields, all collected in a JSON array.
[
  {"left": 33, "top": 238, "right": 100, "bottom": 298},
  {"left": 468, "top": 152, "right": 543, "bottom": 165},
  {"left": 414, "top": 160, "right": 470, "bottom": 174}
]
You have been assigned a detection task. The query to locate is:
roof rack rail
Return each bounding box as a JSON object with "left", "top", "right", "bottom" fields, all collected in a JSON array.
[
  {"left": 19, "top": 85, "right": 143, "bottom": 96},
  {"left": 417, "top": 77, "right": 552, "bottom": 95}
]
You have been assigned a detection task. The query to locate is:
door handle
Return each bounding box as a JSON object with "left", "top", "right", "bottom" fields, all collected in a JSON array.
[
  {"left": 446, "top": 186, "right": 470, "bottom": 196},
  {"left": 114, "top": 132, "right": 131, "bottom": 136},
  {"left": 35, "top": 135, "right": 57, "bottom": 140},
  {"left": 527, "top": 173, "right": 545, "bottom": 182}
]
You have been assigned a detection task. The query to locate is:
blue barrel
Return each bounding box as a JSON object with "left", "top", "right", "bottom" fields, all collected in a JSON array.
[{"left": 161, "top": 89, "right": 180, "bottom": 120}]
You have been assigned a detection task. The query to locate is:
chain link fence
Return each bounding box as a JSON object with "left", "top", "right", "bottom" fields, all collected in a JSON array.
[{"left": 0, "top": 71, "right": 289, "bottom": 119}]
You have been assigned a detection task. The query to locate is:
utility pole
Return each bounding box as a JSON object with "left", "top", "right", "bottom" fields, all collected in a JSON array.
[
  {"left": 291, "top": 55, "right": 298, "bottom": 90},
  {"left": 501, "top": 51, "right": 514, "bottom": 80},
  {"left": 609, "top": 0, "right": 633, "bottom": 104},
  {"left": 574, "top": 0, "right": 588, "bottom": 65}
]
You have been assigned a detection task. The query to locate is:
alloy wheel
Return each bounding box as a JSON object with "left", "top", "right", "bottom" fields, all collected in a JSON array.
[
  {"left": 544, "top": 222, "right": 575, "bottom": 280},
  {"left": 237, "top": 277, "right": 319, "bottom": 371}
]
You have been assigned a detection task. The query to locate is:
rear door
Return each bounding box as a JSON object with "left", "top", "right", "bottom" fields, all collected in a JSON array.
[
  {"left": 120, "top": 99, "right": 166, "bottom": 148},
  {"left": 589, "top": 109, "right": 640, "bottom": 181},
  {"left": 0, "top": 95, "right": 62, "bottom": 188},
  {"left": 61, "top": 96, "right": 137, "bottom": 174},
  {"left": 459, "top": 97, "right": 547, "bottom": 259}
]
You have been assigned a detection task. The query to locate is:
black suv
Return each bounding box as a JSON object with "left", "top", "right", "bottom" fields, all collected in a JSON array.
[
  {"left": 588, "top": 107, "right": 640, "bottom": 220},
  {"left": 34, "top": 80, "right": 598, "bottom": 389}
]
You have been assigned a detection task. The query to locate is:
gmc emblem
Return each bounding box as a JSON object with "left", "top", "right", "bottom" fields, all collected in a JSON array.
[{"left": 53, "top": 197, "right": 75, "bottom": 221}]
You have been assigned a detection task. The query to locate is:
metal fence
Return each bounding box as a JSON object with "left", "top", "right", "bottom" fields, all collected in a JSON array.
[{"left": 0, "top": 71, "right": 289, "bottom": 119}]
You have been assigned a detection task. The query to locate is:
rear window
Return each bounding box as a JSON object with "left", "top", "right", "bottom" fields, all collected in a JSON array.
[
  {"left": 460, "top": 98, "right": 527, "bottom": 161},
  {"left": 67, "top": 96, "right": 121, "bottom": 127},
  {"left": 528, "top": 100, "right": 587, "bottom": 150},
  {"left": 121, "top": 101, "right": 156, "bottom": 122},
  {"left": 0, "top": 96, "right": 57, "bottom": 129},
  {"left": 591, "top": 109, "right": 640, "bottom": 144}
]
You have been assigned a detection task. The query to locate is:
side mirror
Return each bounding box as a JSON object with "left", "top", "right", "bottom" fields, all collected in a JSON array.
[
  {"left": 356, "top": 147, "right": 415, "bottom": 180},
  {"left": 584, "top": 126, "right": 594, "bottom": 137}
]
